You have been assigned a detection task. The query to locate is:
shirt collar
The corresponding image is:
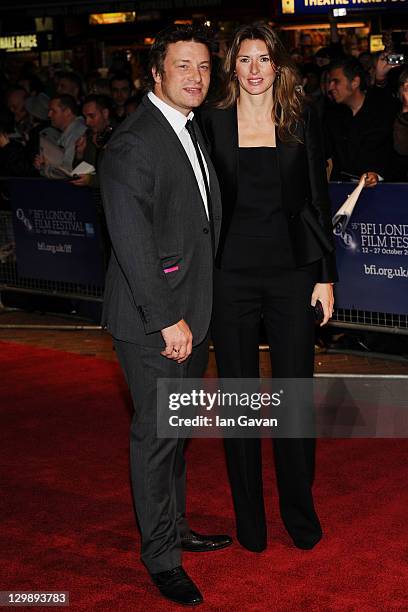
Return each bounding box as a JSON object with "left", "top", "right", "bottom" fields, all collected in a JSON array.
[{"left": 148, "top": 91, "right": 194, "bottom": 135}]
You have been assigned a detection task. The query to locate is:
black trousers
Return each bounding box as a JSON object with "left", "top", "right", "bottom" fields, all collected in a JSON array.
[
  {"left": 212, "top": 235, "right": 322, "bottom": 551},
  {"left": 114, "top": 335, "right": 209, "bottom": 573}
]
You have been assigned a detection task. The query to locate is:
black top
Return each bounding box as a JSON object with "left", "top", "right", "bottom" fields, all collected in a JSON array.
[
  {"left": 198, "top": 104, "right": 338, "bottom": 281},
  {"left": 227, "top": 146, "right": 293, "bottom": 267}
]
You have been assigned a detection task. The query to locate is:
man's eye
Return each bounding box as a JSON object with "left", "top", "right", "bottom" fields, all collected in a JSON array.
[
  {"left": 239, "top": 58, "right": 249, "bottom": 63},
  {"left": 260, "top": 57, "right": 270, "bottom": 62},
  {"left": 200, "top": 65, "right": 209, "bottom": 71}
]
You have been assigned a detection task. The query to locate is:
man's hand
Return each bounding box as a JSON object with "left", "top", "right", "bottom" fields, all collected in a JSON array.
[
  {"left": 70, "top": 174, "right": 92, "bottom": 187},
  {"left": 75, "top": 134, "right": 87, "bottom": 160},
  {"left": 0, "top": 132, "right": 10, "bottom": 148},
  {"left": 375, "top": 53, "right": 398, "bottom": 85},
  {"left": 311, "top": 283, "right": 334, "bottom": 327},
  {"left": 363, "top": 172, "right": 379, "bottom": 188},
  {"left": 161, "top": 319, "right": 193, "bottom": 363},
  {"left": 33, "top": 153, "right": 45, "bottom": 170}
]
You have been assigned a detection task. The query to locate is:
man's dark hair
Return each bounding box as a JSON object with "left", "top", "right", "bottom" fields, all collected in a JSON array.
[
  {"left": 148, "top": 24, "right": 213, "bottom": 88},
  {"left": 329, "top": 56, "right": 368, "bottom": 92},
  {"left": 56, "top": 70, "right": 82, "bottom": 91},
  {"left": 110, "top": 72, "right": 133, "bottom": 91},
  {"left": 18, "top": 75, "right": 45, "bottom": 95},
  {"left": 5, "top": 85, "right": 28, "bottom": 100},
  {"left": 82, "top": 94, "right": 113, "bottom": 114},
  {"left": 51, "top": 94, "right": 79, "bottom": 115}
]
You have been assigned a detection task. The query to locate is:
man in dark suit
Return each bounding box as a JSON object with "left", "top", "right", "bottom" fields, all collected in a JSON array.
[
  {"left": 99, "top": 25, "right": 230, "bottom": 607},
  {"left": 324, "top": 56, "right": 398, "bottom": 185}
]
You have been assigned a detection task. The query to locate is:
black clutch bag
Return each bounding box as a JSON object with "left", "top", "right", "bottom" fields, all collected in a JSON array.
[{"left": 314, "top": 300, "right": 324, "bottom": 324}]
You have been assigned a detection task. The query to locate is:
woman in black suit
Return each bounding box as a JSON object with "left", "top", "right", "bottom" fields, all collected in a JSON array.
[{"left": 199, "top": 24, "right": 337, "bottom": 552}]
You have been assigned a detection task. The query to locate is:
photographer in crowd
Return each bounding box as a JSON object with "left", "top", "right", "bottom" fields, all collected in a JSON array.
[
  {"left": 71, "top": 94, "right": 115, "bottom": 188},
  {"left": 324, "top": 56, "right": 399, "bottom": 186}
]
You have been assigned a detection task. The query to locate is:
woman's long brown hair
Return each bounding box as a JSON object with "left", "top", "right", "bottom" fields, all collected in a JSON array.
[{"left": 217, "top": 23, "right": 304, "bottom": 141}]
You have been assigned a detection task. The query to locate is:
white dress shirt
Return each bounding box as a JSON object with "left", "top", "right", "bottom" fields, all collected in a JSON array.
[{"left": 148, "top": 91, "right": 209, "bottom": 219}]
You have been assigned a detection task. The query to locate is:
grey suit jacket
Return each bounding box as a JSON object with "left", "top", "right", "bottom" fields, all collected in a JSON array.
[{"left": 99, "top": 95, "right": 222, "bottom": 348}]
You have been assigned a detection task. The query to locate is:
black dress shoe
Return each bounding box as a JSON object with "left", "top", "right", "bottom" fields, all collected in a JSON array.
[
  {"left": 150, "top": 566, "right": 203, "bottom": 606},
  {"left": 181, "top": 530, "right": 232, "bottom": 552}
]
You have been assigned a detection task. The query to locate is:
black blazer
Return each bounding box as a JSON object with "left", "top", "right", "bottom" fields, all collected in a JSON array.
[
  {"left": 199, "top": 103, "right": 338, "bottom": 282},
  {"left": 100, "top": 95, "right": 222, "bottom": 347}
]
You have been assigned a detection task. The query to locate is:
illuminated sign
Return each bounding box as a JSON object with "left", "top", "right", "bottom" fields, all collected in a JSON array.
[
  {"left": 0, "top": 34, "right": 38, "bottom": 52},
  {"left": 89, "top": 12, "right": 136, "bottom": 25},
  {"left": 281, "top": 0, "right": 406, "bottom": 14},
  {"left": 370, "top": 34, "right": 385, "bottom": 52}
]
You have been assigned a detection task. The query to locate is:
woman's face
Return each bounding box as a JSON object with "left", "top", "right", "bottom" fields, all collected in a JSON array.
[{"left": 235, "top": 38, "right": 276, "bottom": 96}]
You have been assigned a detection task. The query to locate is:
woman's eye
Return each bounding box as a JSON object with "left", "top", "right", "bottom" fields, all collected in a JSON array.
[{"left": 260, "top": 57, "right": 270, "bottom": 62}]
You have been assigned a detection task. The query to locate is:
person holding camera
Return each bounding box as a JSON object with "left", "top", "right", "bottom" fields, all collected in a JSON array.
[{"left": 324, "top": 56, "right": 399, "bottom": 186}]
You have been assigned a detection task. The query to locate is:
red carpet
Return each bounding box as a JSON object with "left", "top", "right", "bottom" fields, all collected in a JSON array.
[{"left": 1, "top": 340, "right": 408, "bottom": 611}]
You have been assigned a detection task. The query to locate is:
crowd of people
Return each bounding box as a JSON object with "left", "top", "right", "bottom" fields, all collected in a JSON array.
[{"left": 0, "top": 27, "right": 407, "bottom": 185}]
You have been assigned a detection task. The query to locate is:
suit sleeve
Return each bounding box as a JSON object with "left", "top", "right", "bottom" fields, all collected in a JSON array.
[
  {"left": 99, "top": 129, "right": 183, "bottom": 335},
  {"left": 304, "top": 104, "right": 338, "bottom": 283}
]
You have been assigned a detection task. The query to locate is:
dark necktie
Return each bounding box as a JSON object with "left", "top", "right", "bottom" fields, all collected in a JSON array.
[{"left": 185, "top": 119, "right": 215, "bottom": 255}]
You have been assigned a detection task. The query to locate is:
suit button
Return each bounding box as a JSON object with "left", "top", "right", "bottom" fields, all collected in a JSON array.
[{"left": 203, "top": 228, "right": 209, "bottom": 234}]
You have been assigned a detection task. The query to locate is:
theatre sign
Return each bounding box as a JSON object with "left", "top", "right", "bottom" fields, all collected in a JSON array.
[
  {"left": 281, "top": 0, "right": 406, "bottom": 13},
  {"left": 0, "top": 34, "right": 38, "bottom": 53}
]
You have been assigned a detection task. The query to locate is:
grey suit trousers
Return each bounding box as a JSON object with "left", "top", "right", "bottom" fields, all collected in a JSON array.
[{"left": 113, "top": 336, "right": 209, "bottom": 573}]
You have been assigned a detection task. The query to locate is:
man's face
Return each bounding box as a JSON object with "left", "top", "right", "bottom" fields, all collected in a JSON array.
[
  {"left": 83, "top": 101, "right": 109, "bottom": 133},
  {"left": 48, "top": 99, "right": 68, "bottom": 130},
  {"left": 111, "top": 79, "right": 131, "bottom": 107},
  {"left": 153, "top": 40, "right": 211, "bottom": 115},
  {"left": 57, "top": 77, "right": 79, "bottom": 100},
  {"left": 328, "top": 67, "right": 355, "bottom": 105},
  {"left": 7, "top": 90, "right": 28, "bottom": 122}
]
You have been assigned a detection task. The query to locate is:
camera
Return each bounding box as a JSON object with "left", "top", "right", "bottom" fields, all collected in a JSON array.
[{"left": 387, "top": 53, "right": 405, "bottom": 65}]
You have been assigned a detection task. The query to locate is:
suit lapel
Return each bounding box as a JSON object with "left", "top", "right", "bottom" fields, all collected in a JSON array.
[
  {"left": 195, "top": 121, "right": 222, "bottom": 243},
  {"left": 142, "top": 97, "right": 209, "bottom": 223}
]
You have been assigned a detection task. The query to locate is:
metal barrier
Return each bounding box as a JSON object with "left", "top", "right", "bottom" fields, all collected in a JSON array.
[
  {"left": 0, "top": 178, "right": 407, "bottom": 335},
  {"left": 0, "top": 210, "right": 104, "bottom": 303},
  {"left": 0, "top": 177, "right": 105, "bottom": 311},
  {"left": 331, "top": 308, "right": 408, "bottom": 335},
  {"left": 329, "top": 182, "right": 408, "bottom": 336}
]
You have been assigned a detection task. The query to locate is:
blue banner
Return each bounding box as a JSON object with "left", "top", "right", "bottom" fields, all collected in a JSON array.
[
  {"left": 330, "top": 183, "right": 408, "bottom": 316},
  {"left": 10, "top": 179, "right": 105, "bottom": 285},
  {"left": 281, "top": 0, "right": 407, "bottom": 15}
]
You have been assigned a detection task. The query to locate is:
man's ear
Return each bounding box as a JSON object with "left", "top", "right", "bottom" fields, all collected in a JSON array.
[
  {"left": 102, "top": 108, "right": 109, "bottom": 122},
  {"left": 152, "top": 67, "right": 162, "bottom": 84},
  {"left": 351, "top": 75, "right": 361, "bottom": 92}
]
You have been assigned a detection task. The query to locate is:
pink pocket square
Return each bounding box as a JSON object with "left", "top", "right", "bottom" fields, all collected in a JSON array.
[{"left": 163, "top": 265, "right": 179, "bottom": 274}]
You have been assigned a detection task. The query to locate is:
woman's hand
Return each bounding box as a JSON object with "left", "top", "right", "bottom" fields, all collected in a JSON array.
[{"left": 311, "top": 283, "right": 334, "bottom": 326}]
